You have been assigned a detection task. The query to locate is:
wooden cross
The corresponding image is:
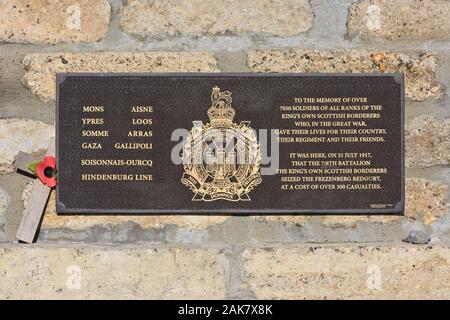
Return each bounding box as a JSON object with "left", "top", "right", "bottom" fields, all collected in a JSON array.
[{"left": 15, "top": 138, "right": 55, "bottom": 243}]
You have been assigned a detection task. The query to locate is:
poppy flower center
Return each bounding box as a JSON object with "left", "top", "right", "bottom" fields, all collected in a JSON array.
[{"left": 44, "top": 166, "right": 54, "bottom": 178}]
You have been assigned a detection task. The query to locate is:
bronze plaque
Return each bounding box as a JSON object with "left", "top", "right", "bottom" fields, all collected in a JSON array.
[{"left": 56, "top": 73, "right": 404, "bottom": 214}]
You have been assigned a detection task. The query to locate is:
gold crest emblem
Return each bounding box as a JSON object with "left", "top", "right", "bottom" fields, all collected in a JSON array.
[{"left": 181, "top": 86, "right": 262, "bottom": 201}]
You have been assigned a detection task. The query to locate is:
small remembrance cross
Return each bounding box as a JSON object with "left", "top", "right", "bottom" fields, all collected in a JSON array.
[{"left": 14, "top": 138, "right": 55, "bottom": 243}]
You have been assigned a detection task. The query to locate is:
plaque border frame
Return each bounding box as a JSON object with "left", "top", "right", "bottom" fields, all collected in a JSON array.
[{"left": 56, "top": 73, "right": 404, "bottom": 215}]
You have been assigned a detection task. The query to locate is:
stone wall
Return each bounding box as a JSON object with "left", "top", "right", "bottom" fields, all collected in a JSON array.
[{"left": 0, "top": 0, "right": 449, "bottom": 299}]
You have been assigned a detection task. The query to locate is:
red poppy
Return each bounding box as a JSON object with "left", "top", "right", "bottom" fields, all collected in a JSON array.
[{"left": 36, "top": 156, "right": 57, "bottom": 187}]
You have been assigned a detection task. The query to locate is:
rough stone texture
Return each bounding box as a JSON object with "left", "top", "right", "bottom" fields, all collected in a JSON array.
[
  {"left": 0, "top": 118, "right": 54, "bottom": 174},
  {"left": 321, "top": 215, "right": 401, "bottom": 227},
  {"left": 0, "top": 188, "right": 9, "bottom": 216},
  {"left": 347, "top": 0, "right": 450, "bottom": 41},
  {"left": 0, "top": 0, "right": 110, "bottom": 44},
  {"left": 22, "top": 183, "right": 227, "bottom": 230},
  {"left": 0, "top": 188, "right": 9, "bottom": 227},
  {"left": 22, "top": 52, "right": 219, "bottom": 102},
  {"left": 254, "top": 215, "right": 309, "bottom": 226},
  {"left": 247, "top": 49, "right": 442, "bottom": 101},
  {"left": 119, "top": 0, "right": 314, "bottom": 37},
  {"left": 0, "top": 245, "right": 227, "bottom": 299},
  {"left": 243, "top": 245, "right": 450, "bottom": 299},
  {"left": 406, "top": 116, "right": 450, "bottom": 167},
  {"left": 405, "top": 178, "right": 449, "bottom": 225}
]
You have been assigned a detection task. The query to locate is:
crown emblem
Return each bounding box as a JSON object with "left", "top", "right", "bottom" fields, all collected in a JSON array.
[{"left": 207, "top": 86, "right": 235, "bottom": 126}]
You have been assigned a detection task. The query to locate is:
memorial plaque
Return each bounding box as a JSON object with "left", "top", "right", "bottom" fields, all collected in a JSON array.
[{"left": 56, "top": 73, "right": 404, "bottom": 214}]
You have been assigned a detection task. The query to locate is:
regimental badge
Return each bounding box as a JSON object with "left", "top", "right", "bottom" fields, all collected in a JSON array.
[{"left": 181, "top": 86, "right": 262, "bottom": 201}]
